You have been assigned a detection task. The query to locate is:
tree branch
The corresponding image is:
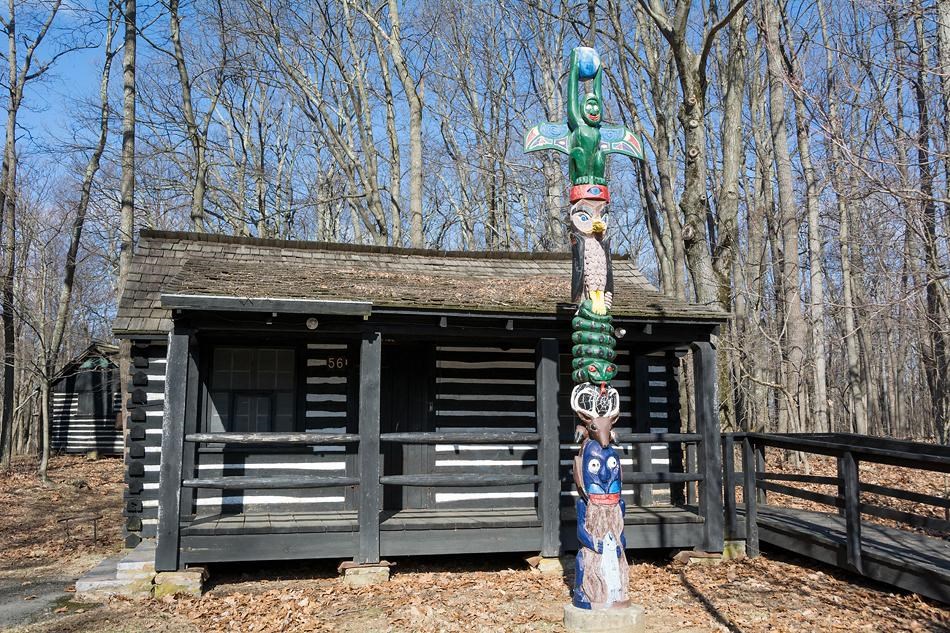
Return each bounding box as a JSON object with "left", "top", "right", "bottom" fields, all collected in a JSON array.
[{"left": 699, "top": 0, "right": 749, "bottom": 79}]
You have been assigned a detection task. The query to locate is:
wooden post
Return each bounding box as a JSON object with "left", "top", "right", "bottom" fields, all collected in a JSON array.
[
  {"left": 357, "top": 331, "right": 382, "bottom": 564},
  {"left": 178, "top": 336, "right": 200, "bottom": 520},
  {"left": 741, "top": 437, "right": 759, "bottom": 557},
  {"left": 693, "top": 341, "right": 724, "bottom": 553},
  {"left": 686, "top": 443, "right": 698, "bottom": 505},
  {"left": 155, "top": 325, "right": 191, "bottom": 572},
  {"left": 536, "top": 338, "right": 561, "bottom": 558},
  {"left": 755, "top": 444, "right": 767, "bottom": 504},
  {"left": 839, "top": 451, "right": 862, "bottom": 573},
  {"left": 633, "top": 355, "right": 653, "bottom": 507},
  {"left": 723, "top": 434, "right": 737, "bottom": 540}
]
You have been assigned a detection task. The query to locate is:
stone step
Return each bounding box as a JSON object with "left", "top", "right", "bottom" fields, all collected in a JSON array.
[
  {"left": 74, "top": 544, "right": 157, "bottom": 601},
  {"left": 116, "top": 539, "right": 156, "bottom": 575}
]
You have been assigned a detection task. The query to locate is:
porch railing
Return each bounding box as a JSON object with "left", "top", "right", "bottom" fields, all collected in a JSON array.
[{"left": 723, "top": 432, "right": 950, "bottom": 571}]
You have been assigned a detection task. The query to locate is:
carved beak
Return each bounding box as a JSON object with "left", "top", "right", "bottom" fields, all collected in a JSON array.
[{"left": 591, "top": 220, "right": 606, "bottom": 234}]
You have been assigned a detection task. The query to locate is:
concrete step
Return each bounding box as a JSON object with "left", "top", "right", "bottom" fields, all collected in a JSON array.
[
  {"left": 116, "top": 540, "right": 156, "bottom": 579},
  {"left": 75, "top": 543, "right": 157, "bottom": 601}
]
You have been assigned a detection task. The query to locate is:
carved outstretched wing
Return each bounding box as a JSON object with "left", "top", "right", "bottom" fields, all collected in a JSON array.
[
  {"left": 599, "top": 125, "right": 644, "bottom": 160},
  {"left": 525, "top": 122, "right": 569, "bottom": 154}
]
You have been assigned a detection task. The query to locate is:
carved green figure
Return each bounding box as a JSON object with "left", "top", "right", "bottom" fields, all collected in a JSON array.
[
  {"left": 568, "top": 47, "right": 606, "bottom": 186},
  {"left": 524, "top": 47, "right": 644, "bottom": 188}
]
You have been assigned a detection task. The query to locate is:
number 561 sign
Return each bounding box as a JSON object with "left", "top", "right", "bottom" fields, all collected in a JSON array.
[{"left": 327, "top": 356, "right": 348, "bottom": 371}]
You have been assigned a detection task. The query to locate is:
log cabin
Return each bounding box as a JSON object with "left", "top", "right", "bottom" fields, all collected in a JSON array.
[
  {"left": 114, "top": 230, "right": 727, "bottom": 571},
  {"left": 51, "top": 341, "right": 122, "bottom": 455}
]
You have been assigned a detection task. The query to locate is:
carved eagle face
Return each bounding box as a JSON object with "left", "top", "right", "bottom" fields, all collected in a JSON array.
[{"left": 571, "top": 200, "right": 608, "bottom": 237}]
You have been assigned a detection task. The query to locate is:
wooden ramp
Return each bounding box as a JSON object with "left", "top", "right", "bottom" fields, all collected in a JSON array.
[
  {"left": 744, "top": 505, "right": 950, "bottom": 604},
  {"left": 724, "top": 433, "right": 950, "bottom": 605}
]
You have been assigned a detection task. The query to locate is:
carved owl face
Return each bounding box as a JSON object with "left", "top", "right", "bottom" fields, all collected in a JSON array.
[{"left": 571, "top": 200, "right": 609, "bottom": 237}]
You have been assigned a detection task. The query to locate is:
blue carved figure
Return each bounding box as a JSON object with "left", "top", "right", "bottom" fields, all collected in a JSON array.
[{"left": 573, "top": 439, "right": 630, "bottom": 609}]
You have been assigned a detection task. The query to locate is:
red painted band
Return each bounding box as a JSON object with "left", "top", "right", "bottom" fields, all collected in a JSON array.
[{"left": 569, "top": 184, "right": 610, "bottom": 203}]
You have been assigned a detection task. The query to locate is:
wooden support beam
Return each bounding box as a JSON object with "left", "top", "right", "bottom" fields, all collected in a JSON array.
[
  {"left": 722, "top": 434, "right": 737, "bottom": 540},
  {"left": 536, "top": 338, "right": 561, "bottom": 558},
  {"left": 155, "top": 326, "right": 191, "bottom": 572},
  {"left": 357, "top": 331, "right": 382, "bottom": 565},
  {"left": 613, "top": 432, "right": 702, "bottom": 444},
  {"left": 379, "top": 474, "right": 542, "bottom": 487},
  {"left": 161, "top": 293, "right": 372, "bottom": 316},
  {"left": 622, "top": 472, "right": 703, "bottom": 484},
  {"left": 839, "top": 451, "right": 863, "bottom": 573},
  {"left": 186, "top": 432, "right": 360, "bottom": 444},
  {"left": 742, "top": 438, "right": 760, "bottom": 557},
  {"left": 380, "top": 432, "right": 541, "bottom": 444},
  {"left": 693, "top": 341, "right": 724, "bottom": 553},
  {"left": 179, "top": 338, "right": 200, "bottom": 520},
  {"left": 182, "top": 476, "right": 361, "bottom": 489}
]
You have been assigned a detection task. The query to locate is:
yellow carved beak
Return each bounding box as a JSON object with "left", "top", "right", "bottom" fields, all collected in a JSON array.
[{"left": 591, "top": 220, "right": 606, "bottom": 234}]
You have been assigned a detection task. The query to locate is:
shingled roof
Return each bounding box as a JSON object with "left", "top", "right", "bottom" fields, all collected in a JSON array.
[{"left": 114, "top": 230, "right": 726, "bottom": 335}]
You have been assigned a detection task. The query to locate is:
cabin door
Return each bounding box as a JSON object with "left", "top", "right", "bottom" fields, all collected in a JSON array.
[{"left": 380, "top": 341, "right": 432, "bottom": 511}]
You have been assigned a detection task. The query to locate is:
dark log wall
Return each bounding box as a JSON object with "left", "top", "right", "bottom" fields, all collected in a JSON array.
[
  {"left": 557, "top": 349, "right": 682, "bottom": 509},
  {"left": 191, "top": 342, "right": 357, "bottom": 515},
  {"left": 51, "top": 366, "right": 122, "bottom": 454},
  {"left": 643, "top": 353, "right": 683, "bottom": 504},
  {"left": 125, "top": 340, "right": 168, "bottom": 547},
  {"left": 430, "top": 345, "right": 539, "bottom": 509}
]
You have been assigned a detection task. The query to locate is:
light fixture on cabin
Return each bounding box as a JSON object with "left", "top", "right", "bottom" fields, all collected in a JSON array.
[{"left": 306, "top": 317, "right": 319, "bottom": 330}]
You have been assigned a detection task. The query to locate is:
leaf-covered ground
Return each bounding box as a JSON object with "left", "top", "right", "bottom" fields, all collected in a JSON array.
[
  {"left": 0, "top": 455, "right": 125, "bottom": 578},
  {"left": 4, "top": 455, "right": 950, "bottom": 632}
]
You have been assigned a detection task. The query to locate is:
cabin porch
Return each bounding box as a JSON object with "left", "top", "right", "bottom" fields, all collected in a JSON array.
[{"left": 151, "top": 309, "right": 722, "bottom": 571}]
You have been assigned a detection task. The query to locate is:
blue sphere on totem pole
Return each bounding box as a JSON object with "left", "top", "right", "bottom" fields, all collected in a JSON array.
[{"left": 574, "top": 47, "right": 601, "bottom": 81}]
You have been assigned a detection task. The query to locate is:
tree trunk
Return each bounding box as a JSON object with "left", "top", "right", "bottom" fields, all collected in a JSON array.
[
  {"left": 381, "top": 0, "right": 424, "bottom": 248},
  {"left": 40, "top": 7, "right": 116, "bottom": 480},
  {"left": 712, "top": 11, "right": 747, "bottom": 431},
  {"left": 0, "top": 2, "right": 17, "bottom": 467},
  {"left": 817, "top": 0, "right": 867, "bottom": 435},
  {"left": 118, "top": 0, "right": 137, "bottom": 448},
  {"left": 763, "top": 0, "right": 807, "bottom": 435},
  {"left": 913, "top": 13, "right": 949, "bottom": 443}
]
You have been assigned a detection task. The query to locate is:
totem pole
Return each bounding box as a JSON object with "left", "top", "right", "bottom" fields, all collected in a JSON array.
[{"left": 525, "top": 47, "right": 643, "bottom": 611}]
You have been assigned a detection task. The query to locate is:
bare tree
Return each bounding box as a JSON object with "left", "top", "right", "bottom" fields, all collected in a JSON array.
[
  {"left": 635, "top": 0, "right": 749, "bottom": 305},
  {"left": 0, "top": 0, "right": 66, "bottom": 467},
  {"left": 37, "top": 4, "right": 117, "bottom": 481}
]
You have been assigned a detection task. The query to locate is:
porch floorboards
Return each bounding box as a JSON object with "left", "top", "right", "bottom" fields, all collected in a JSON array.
[{"left": 180, "top": 505, "right": 702, "bottom": 536}]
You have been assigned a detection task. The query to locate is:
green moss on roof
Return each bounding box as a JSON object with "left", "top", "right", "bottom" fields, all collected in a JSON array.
[{"left": 114, "top": 230, "right": 727, "bottom": 335}]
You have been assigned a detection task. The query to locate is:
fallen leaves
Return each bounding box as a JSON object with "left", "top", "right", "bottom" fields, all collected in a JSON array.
[
  {"left": 0, "top": 455, "right": 124, "bottom": 577},
  {"left": 5, "top": 454, "right": 950, "bottom": 632}
]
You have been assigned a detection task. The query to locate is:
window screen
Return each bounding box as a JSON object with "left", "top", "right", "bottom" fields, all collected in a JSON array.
[{"left": 207, "top": 347, "right": 295, "bottom": 432}]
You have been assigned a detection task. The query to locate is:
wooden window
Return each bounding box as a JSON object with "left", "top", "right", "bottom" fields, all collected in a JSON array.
[
  {"left": 77, "top": 379, "right": 113, "bottom": 418},
  {"left": 207, "top": 347, "right": 295, "bottom": 432}
]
